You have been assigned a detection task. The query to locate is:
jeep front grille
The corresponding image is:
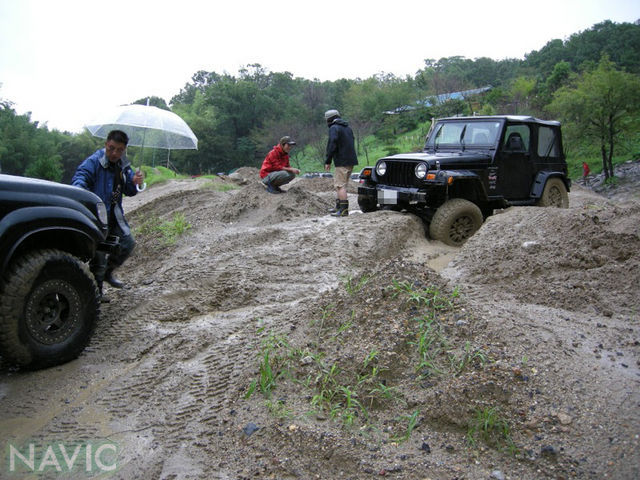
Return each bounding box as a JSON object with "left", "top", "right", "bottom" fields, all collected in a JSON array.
[{"left": 378, "top": 160, "right": 420, "bottom": 187}]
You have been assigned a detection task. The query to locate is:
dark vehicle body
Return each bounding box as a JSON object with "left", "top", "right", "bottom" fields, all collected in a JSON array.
[
  {"left": 358, "top": 115, "right": 570, "bottom": 245},
  {"left": 0, "top": 174, "right": 117, "bottom": 368}
]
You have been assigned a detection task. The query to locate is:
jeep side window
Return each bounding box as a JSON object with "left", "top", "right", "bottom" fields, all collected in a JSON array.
[
  {"left": 538, "top": 126, "right": 559, "bottom": 158},
  {"left": 502, "top": 125, "right": 530, "bottom": 152}
]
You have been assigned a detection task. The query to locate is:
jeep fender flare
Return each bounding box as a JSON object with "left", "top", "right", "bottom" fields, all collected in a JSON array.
[
  {"left": 442, "top": 169, "right": 490, "bottom": 203},
  {"left": 0, "top": 206, "right": 104, "bottom": 271},
  {"left": 531, "top": 172, "right": 571, "bottom": 199}
]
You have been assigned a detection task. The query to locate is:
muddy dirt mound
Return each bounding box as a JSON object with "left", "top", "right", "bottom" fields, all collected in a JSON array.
[
  {"left": 231, "top": 258, "right": 538, "bottom": 479},
  {"left": 289, "top": 176, "right": 359, "bottom": 194},
  {"left": 2, "top": 176, "right": 639, "bottom": 480},
  {"left": 444, "top": 203, "right": 640, "bottom": 316},
  {"left": 216, "top": 182, "right": 331, "bottom": 226}
]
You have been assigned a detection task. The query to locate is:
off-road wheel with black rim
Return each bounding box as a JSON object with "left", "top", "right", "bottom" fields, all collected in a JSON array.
[
  {"left": 0, "top": 249, "right": 99, "bottom": 369},
  {"left": 429, "top": 198, "right": 484, "bottom": 247},
  {"left": 536, "top": 177, "right": 569, "bottom": 208},
  {"left": 357, "top": 194, "right": 378, "bottom": 213}
]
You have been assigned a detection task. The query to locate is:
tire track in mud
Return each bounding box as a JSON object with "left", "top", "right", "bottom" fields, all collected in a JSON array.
[
  {"left": 0, "top": 179, "right": 439, "bottom": 477},
  {"left": 66, "top": 184, "right": 429, "bottom": 473}
]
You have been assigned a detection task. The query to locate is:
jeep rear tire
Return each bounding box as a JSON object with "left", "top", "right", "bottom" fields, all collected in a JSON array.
[
  {"left": 0, "top": 249, "right": 98, "bottom": 369},
  {"left": 536, "top": 178, "right": 569, "bottom": 208},
  {"left": 429, "top": 199, "right": 484, "bottom": 247},
  {"left": 357, "top": 194, "right": 378, "bottom": 213}
]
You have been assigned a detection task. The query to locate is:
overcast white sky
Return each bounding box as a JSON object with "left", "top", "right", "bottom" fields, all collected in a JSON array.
[{"left": 0, "top": 0, "right": 638, "bottom": 133}]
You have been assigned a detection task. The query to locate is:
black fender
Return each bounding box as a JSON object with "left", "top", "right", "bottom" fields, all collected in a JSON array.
[
  {"left": 0, "top": 207, "right": 105, "bottom": 272},
  {"left": 443, "top": 169, "right": 490, "bottom": 203},
  {"left": 531, "top": 172, "right": 571, "bottom": 199}
]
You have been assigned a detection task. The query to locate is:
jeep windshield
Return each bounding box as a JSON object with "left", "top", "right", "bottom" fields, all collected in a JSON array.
[{"left": 425, "top": 120, "right": 502, "bottom": 151}]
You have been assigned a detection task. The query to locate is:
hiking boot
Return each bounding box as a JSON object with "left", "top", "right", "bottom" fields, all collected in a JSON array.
[
  {"left": 104, "top": 270, "right": 125, "bottom": 289},
  {"left": 330, "top": 200, "right": 349, "bottom": 217},
  {"left": 263, "top": 179, "right": 281, "bottom": 194},
  {"left": 328, "top": 199, "right": 340, "bottom": 213}
]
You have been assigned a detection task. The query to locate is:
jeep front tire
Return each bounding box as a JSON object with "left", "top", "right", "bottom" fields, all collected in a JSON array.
[
  {"left": 357, "top": 194, "right": 378, "bottom": 213},
  {"left": 429, "top": 199, "right": 484, "bottom": 246},
  {"left": 0, "top": 249, "right": 98, "bottom": 369}
]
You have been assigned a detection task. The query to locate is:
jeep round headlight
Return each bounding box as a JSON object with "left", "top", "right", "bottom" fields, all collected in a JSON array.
[
  {"left": 376, "top": 161, "right": 387, "bottom": 176},
  {"left": 96, "top": 202, "right": 108, "bottom": 225},
  {"left": 415, "top": 163, "right": 428, "bottom": 179}
]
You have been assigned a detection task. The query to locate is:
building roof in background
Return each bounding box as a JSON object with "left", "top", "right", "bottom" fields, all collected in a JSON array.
[{"left": 385, "top": 85, "right": 493, "bottom": 114}]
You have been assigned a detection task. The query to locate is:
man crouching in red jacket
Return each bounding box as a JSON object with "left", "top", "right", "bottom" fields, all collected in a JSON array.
[{"left": 259, "top": 136, "right": 300, "bottom": 194}]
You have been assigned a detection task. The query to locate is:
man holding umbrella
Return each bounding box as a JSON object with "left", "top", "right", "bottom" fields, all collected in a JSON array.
[{"left": 72, "top": 130, "right": 144, "bottom": 299}]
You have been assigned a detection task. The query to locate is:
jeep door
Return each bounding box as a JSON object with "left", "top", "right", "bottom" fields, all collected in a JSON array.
[{"left": 494, "top": 123, "right": 535, "bottom": 200}]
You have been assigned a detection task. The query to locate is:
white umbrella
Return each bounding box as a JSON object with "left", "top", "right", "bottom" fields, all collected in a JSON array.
[{"left": 85, "top": 104, "right": 198, "bottom": 150}]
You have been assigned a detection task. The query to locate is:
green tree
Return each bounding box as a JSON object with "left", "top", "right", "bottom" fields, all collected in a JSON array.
[
  {"left": 509, "top": 76, "right": 536, "bottom": 114},
  {"left": 548, "top": 56, "right": 640, "bottom": 178},
  {"left": 24, "top": 154, "right": 63, "bottom": 181}
]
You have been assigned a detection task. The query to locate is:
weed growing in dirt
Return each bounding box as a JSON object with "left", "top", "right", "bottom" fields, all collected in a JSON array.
[
  {"left": 246, "top": 277, "right": 487, "bottom": 446},
  {"left": 246, "top": 327, "right": 399, "bottom": 430},
  {"left": 411, "top": 314, "right": 449, "bottom": 377},
  {"left": 450, "top": 341, "right": 488, "bottom": 376},
  {"left": 392, "top": 410, "right": 420, "bottom": 443},
  {"left": 334, "top": 311, "right": 355, "bottom": 340},
  {"left": 246, "top": 332, "right": 292, "bottom": 399},
  {"left": 134, "top": 213, "right": 192, "bottom": 246},
  {"left": 391, "top": 279, "right": 457, "bottom": 311},
  {"left": 311, "top": 304, "right": 335, "bottom": 333},
  {"left": 392, "top": 280, "right": 489, "bottom": 378},
  {"left": 466, "top": 406, "right": 518, "bottom": 455},
  {"left": 342, "top": 273, "right": 372, "bottom": 295},
  {"left": 265, "top": 399, "right": 293, "bottom": 419}
]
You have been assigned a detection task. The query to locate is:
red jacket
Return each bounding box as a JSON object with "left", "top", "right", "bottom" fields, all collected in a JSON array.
[
  {"left": 260, "top": 144, "right": 290, "bottom": 178},
  {"left": 582, "top": 161, "right": 590, "bottom": 176}
]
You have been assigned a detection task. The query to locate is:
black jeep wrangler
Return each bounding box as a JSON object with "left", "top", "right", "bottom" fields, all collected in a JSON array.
[
  {"left": 0, "top": 174, "right": 117, "bottom": 369},
  {"left": 358, "top": 115, "right": 570, "bottom": 246}
]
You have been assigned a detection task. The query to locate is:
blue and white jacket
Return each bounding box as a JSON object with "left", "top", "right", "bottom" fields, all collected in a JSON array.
[{"left": 72, "top": 148, "right": 137, "bottom": 232}]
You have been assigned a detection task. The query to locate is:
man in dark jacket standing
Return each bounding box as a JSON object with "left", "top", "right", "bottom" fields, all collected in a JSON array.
[
  {"left": 72, "top": 130, "right": 144, "bottom": 297},
  {"left": 324, "top": 109, "right": 358, "bottom": 217}
]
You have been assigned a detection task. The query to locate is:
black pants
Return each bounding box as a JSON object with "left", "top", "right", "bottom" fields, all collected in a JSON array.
[{"left": 93, "top": 222, "right": 136, "bottom": 283}]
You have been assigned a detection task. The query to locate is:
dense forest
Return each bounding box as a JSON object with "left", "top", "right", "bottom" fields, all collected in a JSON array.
[{"left": 1, "top": 20, "right": 640, "bottom": 183}]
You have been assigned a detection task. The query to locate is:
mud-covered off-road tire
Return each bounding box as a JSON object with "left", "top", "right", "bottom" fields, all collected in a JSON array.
[
  {"left": 357, "top": 194, "right": 378, "bottom": 213},
  {"left": 536, "top": 177, "right": 569, "bottom": 208},
  {"left": 429, "top": 198, "right": 484, "bottom": 247},
  {"left": 0, "top": 249, "right": 99, "bottom": 369}
]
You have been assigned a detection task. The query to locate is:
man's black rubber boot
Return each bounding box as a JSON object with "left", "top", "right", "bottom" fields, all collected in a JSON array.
[
  {"left": 104, "top": 270, "right": 125, "bottom": 289},
  {"left": 328, "top": 199, "right": 340, "bottom": 213},
  {"left": 330, "top": 200, "right": 349, "bottom": 217}
]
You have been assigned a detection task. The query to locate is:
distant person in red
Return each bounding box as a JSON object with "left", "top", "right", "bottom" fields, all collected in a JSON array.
[
  {"left": 259, "top": 136, "right": 300, "bottom": 194},
  {"left": 582, "top": 161, "right": 591, "bottom": 185}
]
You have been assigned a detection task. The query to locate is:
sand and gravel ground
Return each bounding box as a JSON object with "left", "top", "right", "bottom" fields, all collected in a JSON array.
[{"left": 1, "top": 163, "right": 639, "bottom": 479}]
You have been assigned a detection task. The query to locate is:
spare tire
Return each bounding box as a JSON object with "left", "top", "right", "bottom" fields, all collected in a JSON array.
[
  {"left": 429, "top": 199, "right": 484, "bottom": 247},
  {"left": 0, "top": 249, "right": 98, "bottom": 369}
]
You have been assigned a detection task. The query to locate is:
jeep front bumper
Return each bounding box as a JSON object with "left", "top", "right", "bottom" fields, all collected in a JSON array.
[{"left": 358, "top": 185, "right": 427, "bottom": 206}]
